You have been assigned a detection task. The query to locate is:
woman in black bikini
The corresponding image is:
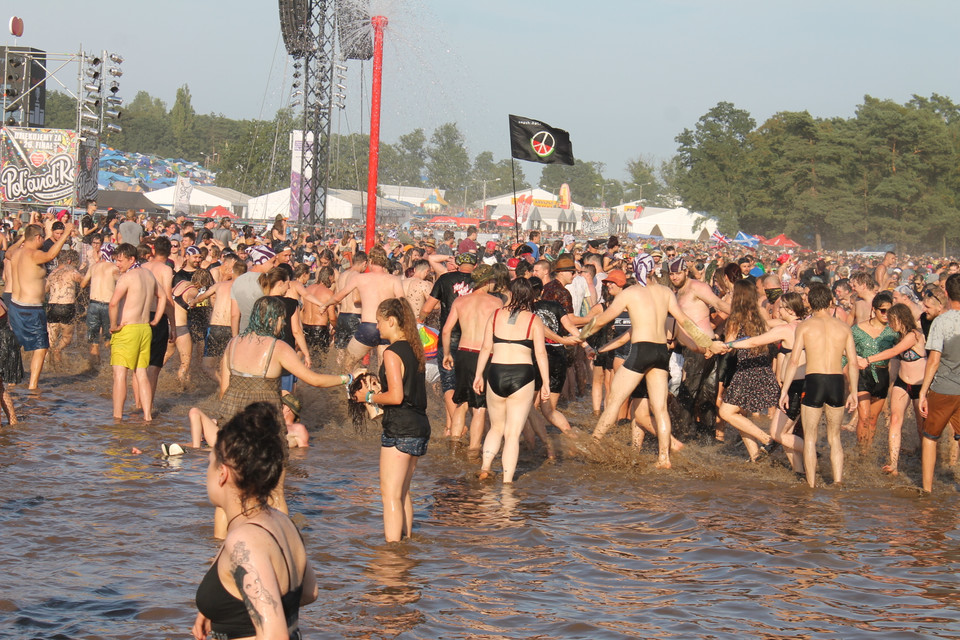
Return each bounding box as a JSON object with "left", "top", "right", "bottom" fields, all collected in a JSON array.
[
  {"left": 472, "top": 278, "right": 551, "bottom": 483},
  {"left": 194, "top": 402, "right": 317, "bottom": 640},
  {"left": 857, "top": 303, "right": 926, "bottom": 475}
]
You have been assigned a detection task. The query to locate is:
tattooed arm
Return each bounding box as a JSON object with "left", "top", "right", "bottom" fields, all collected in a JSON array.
[{"left": 224, "top": 537, "right": 289, "bottom": 639}]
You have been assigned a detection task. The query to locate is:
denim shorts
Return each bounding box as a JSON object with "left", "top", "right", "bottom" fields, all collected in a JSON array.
[{"left": 381, "top": 434, "right": 429, "bottom": 457}]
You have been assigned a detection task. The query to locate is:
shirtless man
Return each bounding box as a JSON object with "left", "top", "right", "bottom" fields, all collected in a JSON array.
[
  {"left": 849, "top": 271, "right": 879, "bottom": 324},
  {"left": 441, "top": 264, "right": 505, "bottom": 455},
  {"left": 8, "top": 222, "right": 74, "bottom": 389},
  {"left": 582, "top": 260, "right": 726, "bottom": 468},
  {"left": 779, "top": 283, "right": 859, "bottom": 488},
  {"left": 300, "top": 265, "right": 336, "bottom": 364},
  {"left": 331, "top": 251, "right": 367, "bottom": 360},
  {"left": 875, "top": 251, "right": 896, "bottom": 291},
  {"left": 403, "top": 259, "right": 433, "bottom": 320},
  {"left": 318, "top": 246, "right": 405, "bottom": 373},
  {"left": 108, "top": 243, "right": 166, "bottom": 421},
  {"left": 142, "top": 236, "right": 176, "bottom": 395},
  {"left": 668, "top": 257, "right": 731, "bottom": 437},
  {"left": 45, "top": 250, "right": 84, "bottom": 366},
  {"left": 81, "top": 242, "right": 120, "bottom": 363},
  {"left": 192, "top": 259, "right": 246, "bottom": 382}
]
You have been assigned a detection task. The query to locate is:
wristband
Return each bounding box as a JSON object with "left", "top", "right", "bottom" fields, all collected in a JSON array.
[{"left": 366, "top": 390, "right": 374, "bottom": 403}]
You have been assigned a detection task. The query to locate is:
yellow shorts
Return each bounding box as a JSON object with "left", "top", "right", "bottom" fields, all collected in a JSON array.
[{"left": 110, "top": 323, "right": 152, "bottom": 370}]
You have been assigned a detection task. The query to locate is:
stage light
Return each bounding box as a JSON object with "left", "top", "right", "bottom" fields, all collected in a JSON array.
[
  {"left": 108, "top": 67, "right": 122, "bottom": 77},
  {"left": 106, "top": 96, "right": 123, "bottom": 106},
  {"left": 106, "top": 123, "right": 122, "bottom": 133},
  {"left": 81, "top": 111, "right": 99, "bottom": 122},
  {"left": 105, "top": 108, "right": 121, "bottom": 119},
  {"left": 84, "top": 83, "right": 101, "bottom": 93},
  {"left": 84, "top": 96, "right": 101, "bottom": 108},
  {"left": 109, "top": 81, "right": 119, "bottom": 94},
  {"left": 108, "top": 53, "right": 123, "bottom": 64},
  {"left": 81, "top": 125, "right": 99, "bottom": 136}
]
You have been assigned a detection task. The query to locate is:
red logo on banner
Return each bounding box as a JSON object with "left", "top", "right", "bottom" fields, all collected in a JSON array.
[
  {"left": 517, "top": 194, "right": 533, "bottom": 223},
  {"left": 29, "top": 152, "right": 45, "bottom": 168}
]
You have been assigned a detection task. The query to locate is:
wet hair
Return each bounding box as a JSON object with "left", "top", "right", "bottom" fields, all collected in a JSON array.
[
  {"left": 293, "top": 263, "right": 310, "bottom": 280},
  {"left": 352, "top": 251, "right": 368, "bottom": 266},
  {"left": 872, "top": 290, "right": 894, "bottom": 310},
  {"left": 258, "top": 265, "right": 291, "bottom": 294},
  {"left": 489, "top": 263, "right": 510, "bottom": 292},
  {"left": 778, "top": 291, "right": 806, "bottom": 319},
  {"left": 600, "top": 282, "right": 614, "bottom": 306},
  {"left": 529, "top": 276, "right": 543, "bottom": 297},
  {"left": 947, "top": 273, "right": 960, "bottom": 303},
  {"left": 153, "top": 235, "right": 171, "bottom": 258},
  {"left": 272, "top": 214, "right": 285, "bottom": 232},
  {"left": 23, "top": 223, "right": 43, "bottom": 241},
  {"left": 191, "top": 268, "right": 214, "bottom": 289},
  {"left": 318, "top": 248, "right": 334, "bottom": 263},
  {"left": 230, "top": 260, "right": 247, "bottom": 277},
  {"left": 368, "top": 246, "right": 389, "bottom": 268},
  {"left": 506, "top": 277, "right": 536, "bottom": 313},
  {"left": 514, "top": 260, "right": 532, "bottom": 278},
  {"left": 850, "top": 271, "right": 878, "bottom": 290},
  {"left": 115, "top": 243, "right": 138, "bottom": 260},
  {"left": 242, "top": 225, "right": 254, "bottom": 239},
  {"left": 317, "top": 265, "right": 335, "bottom": 287},
  {"left": 58, "top": 249, "right": 79, "bottom": 266},
  {"left": 182, "top": 231, "right": 196, "bottom": 243},
  {"left": 244, "top": 296, "right": 286, "bottom": 339},
  {"left": 807, "top": 282, "right": 833, "bottom": 311},
  {"left": 214, "top": 401, "right": 287, "bottom": 510},
  {"left": 411, "top": 258, "right": 430, "bottom": 274},
  {"left": 607, "top": 235, "right": 619, "bottom": 249},
  {"left": 832, "top": 278, "right": 851, "bottom": 295},
  {"left": 727, "top": 279, "right": 767, "bottom": 355},
  {"left": 346, "top": 372, "right": 381, "bottom": 432},
  {"left": 377, "top": 297, "right": 423, "bottom": 371},
  {"left": 137, "top": 243, "right": 152, "bottom": 262},
  {"left": 886, "top": 303, "right": 918, "bottom": 336}
]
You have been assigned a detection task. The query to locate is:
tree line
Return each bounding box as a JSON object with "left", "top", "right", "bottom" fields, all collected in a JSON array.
[
  {"left": 674, "top": 95, "right": 960, "bottom": 252},
  {"left": 45, "top": 85, "right": 960, "bottom": 250}
]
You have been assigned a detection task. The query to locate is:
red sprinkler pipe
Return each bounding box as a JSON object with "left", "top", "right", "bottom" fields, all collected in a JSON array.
[{"left": 364, "top": 15, "right": 388, "bottom": 252}]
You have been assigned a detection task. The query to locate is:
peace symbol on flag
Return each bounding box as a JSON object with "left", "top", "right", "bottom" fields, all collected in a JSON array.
[{"left": 530, "top": 131, "right": 555, "bottom": 158}]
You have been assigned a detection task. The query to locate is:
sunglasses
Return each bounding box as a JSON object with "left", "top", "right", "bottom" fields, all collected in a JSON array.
[{"left": 876, "top": 307, "right": 891, "bottom": 314}]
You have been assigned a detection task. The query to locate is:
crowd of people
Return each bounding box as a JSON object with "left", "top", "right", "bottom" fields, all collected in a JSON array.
[{"left": 5, "top": 202, "right": 960, "bottom": 636}]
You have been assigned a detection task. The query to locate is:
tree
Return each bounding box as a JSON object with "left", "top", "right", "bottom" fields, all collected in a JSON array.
[
  {"left": 541, "top": 160, "right": 606, "bottom": 206},
  {"left": 624, "top": 157, "right": 667, "bottom": 206},
  {"left": 43, "top": 91, "right": 76, "bottom": 129},
  {"left": 169, "top": 84, "right": 197, "bottom": 158},
  {"left": 674, "top": 101, "right": 756, "bottom": 234},
  {"left": 426, "top": 122, "right": 470, "bottom": 205}
]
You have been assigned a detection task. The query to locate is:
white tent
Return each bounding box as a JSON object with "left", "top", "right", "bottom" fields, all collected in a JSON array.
[
  {"left": 246, "top": 188, "right": 411, "bottom": 222},
  {"left": 379, "top": 185, "right": 445, "bottom": 208},
  {"left": 629, "top": 207, "right": 717, "bottom": 241},
  {"left": 144, "top": 185, "right": 252, "bottom": 217}
]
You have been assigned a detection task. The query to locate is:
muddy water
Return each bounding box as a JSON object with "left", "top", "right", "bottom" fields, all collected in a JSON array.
[{"left": 1, "top": 352, "right": 959, "bottom": 639}]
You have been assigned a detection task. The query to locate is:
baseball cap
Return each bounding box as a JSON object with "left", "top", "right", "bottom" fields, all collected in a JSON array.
[
  {"left": 485, "top": 240, "right": 497, "bottom": 252},
  {"left": 602, "top": 269, "right": 627, "bottom": 287},
  {"left": 248, "top": 245, "right": 276, "bottom": 266},
  {"left": 507, "top": 257, "right": 520, "bottom": 269}
]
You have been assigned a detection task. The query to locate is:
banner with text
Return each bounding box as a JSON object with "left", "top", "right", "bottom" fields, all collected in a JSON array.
[
  {"left": 0, "top": 127, "right": 78, "bottom": 206},
  {"left": 581, "top": 207, "right": 610, "bottom": 237}
]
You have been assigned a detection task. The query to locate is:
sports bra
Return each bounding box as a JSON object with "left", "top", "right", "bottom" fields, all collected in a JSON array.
[
  {"left": 491, "top": 309, "right": 535, "bottom": 350},
  {"left": 195, "top": 522, "right": 303, "bottom": 639}
]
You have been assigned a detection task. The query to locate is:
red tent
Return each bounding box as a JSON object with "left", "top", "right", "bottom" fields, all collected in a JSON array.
[
  {"left": 764, "top": 233, "right": 800, "bottom": 247},
  {"left": 496, "top": 215, "right": 515, "bottom": 227},
  {"left": 200, "top": 205, "right": 237, "bottom": 218},
  {"left": 428, "top": 216, "right": 459, "bottom": 225},
  {"left": 455, "top": 217, "right": 480, "bottom": 226}
]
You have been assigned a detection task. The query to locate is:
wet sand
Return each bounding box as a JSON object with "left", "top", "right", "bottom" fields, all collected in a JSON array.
[{"left": 1, "top": 346, "right": 959, "bottom": 639}]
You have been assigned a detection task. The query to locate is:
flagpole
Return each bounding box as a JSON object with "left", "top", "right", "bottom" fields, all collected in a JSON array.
[{"left": 511, "top": 158, "right": 519, "bottom": 244}]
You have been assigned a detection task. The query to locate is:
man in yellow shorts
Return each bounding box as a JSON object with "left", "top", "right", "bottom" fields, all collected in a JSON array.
[{"left": 109, "top": 243, "right": 166, "bottom": 421}]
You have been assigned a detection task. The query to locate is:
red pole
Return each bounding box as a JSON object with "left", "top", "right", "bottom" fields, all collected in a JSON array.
[{"left": 364, "top": 15, "right": 388, "bottom": 252}]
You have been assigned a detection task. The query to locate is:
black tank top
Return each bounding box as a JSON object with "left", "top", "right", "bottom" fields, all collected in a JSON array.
[{"left": 379, "top": 341, "right": 430, "bottom": 439}]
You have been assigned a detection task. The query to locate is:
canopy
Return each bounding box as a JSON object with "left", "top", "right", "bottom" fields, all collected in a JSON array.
[
  {"left": 496, "top": 215, "right": 515, "bottom": 227},
  {"left": 428, "top": 216, "right": 459, "bottom": 225},
  {"left": 763, "top": 233, "right": 801, "bottom": 247},
  {"left": 94, "top": 190, "right": 169, "bottom": 214},
  {"left": 200, "top": 205, "right": 238, "bottom": 218}
]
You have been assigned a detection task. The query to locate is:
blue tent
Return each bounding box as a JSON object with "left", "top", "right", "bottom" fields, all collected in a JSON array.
[{"left": 733, "top": 231, "right": 759, "bottom": 247}]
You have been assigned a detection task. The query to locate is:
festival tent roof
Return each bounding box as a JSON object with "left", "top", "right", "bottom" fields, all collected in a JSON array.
[
  {"left": 495, "top": 215, "right": 515, "bottom": 227},
  {"left": 628, "top": 207, "right": 716, "bottom": 241},
  {"left": 94, "top": 189, "right": 169, "bottom": 214},
  {"left": 428, "top": 216, "right": 459, "bottom": 225},
  {"left": 763, "top": 233, "right": 801, "bottom": 247},
  {"left": 200, "top": 205, "right": 237, "bottom": 218},
  {"left": 245, "top": 188, "right": 410, "bottom": 221},
  {"left": 379, "top": 185, "right": 446, "bottom": 207},
  {"left": 144, "top": 184, "right": 251, "bottom": 217}
]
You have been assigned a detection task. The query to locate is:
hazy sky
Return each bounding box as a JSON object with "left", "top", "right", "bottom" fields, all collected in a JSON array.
[{"left": 11, "top": 1, "right": 960, "bottom": 186}]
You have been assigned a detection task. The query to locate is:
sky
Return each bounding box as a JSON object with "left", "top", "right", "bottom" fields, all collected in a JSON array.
[{"left": 9, "top": 0, "right": 960, "bottom": 188}]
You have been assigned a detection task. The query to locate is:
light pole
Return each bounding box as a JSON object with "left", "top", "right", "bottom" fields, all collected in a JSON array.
[
  {"left": 477, "top": 177, "right": 500, "bottom": 220},
  {"left": 595, "top": 181, "right": 615, "bottom": 208}
]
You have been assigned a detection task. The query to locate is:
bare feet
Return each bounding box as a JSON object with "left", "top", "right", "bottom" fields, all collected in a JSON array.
[
  {"left": 476, "top": 469, "right": 494, "bottom": 482},
  {"left": 655, "top": 456, "right": 672, "bottom": 469},
  {"left": 881, "top": 464, "right": 899, "bottom": 476}
]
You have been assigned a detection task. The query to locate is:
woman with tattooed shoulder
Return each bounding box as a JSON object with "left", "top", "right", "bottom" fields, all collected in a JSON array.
[{"left": 194, "top": 402, "right": 317, "bottom": 640}]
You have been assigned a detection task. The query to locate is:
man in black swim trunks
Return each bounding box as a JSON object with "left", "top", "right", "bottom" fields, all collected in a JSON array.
[
  {"left": 779, "top": 283, "right": 859, "bottom": 489},
  {"left": 581, "top": 261, "right": 725, "bottom": 469}
]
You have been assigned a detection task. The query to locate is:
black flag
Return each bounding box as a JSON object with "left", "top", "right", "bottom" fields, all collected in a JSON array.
[{"left": 508, "top": 114, "right": 575, "bottom": 165}]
